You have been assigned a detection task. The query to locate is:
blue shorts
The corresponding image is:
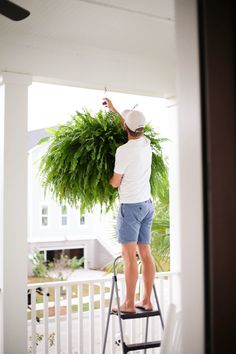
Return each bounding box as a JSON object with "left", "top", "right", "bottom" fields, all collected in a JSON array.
[{"left": 116, "top": 199, "right": 155, "bottom": 244}]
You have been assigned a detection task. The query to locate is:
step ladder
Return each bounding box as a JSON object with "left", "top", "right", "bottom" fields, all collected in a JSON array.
[{"left": 102, "top": 255, "right": 164, "bottom": 354}]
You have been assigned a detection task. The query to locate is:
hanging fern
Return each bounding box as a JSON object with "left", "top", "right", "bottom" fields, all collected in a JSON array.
[{"left": 37, "top": 109, "right": 168, "bottom": 213}]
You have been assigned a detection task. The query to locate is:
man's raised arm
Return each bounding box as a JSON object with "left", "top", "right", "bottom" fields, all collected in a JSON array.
[{"left": 103, "top": 97, "right": 125, "bottom": 127}]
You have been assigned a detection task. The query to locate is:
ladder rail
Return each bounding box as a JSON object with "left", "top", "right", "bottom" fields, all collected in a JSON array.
[
  {"left": 113, "top": 254, "right": 122, "bottom": 276},
  {"left": 102, "top": 254, "right": 164, "bottom": 353},
  {"left": 102, "top": 276, "right": 115, "bottom": 354},
  {"left": 153, "top": 283, "right": 164, "bottom": 330},
  {"left": 114, "top": 275, "right": 125, "bottom": 354}
]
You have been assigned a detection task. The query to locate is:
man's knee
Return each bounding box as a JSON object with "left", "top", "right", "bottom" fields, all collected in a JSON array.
[
  {"left": 122, "top": 243, "right": 137, "bottom": 262},
  {"left": 137, "top": 244, "right": 152, "bottom": 262}
]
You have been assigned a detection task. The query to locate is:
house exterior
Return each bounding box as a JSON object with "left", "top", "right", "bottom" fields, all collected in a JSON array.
[{"left": 27, "top": 128, "right": 119, "bottom": 274}]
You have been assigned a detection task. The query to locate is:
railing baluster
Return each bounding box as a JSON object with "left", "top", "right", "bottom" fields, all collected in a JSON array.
[
  {"left": 140, "top": 277, "right": 146, "bottom": 340},
  {"left": 55, "top": 286, "right": 61, "bottom": 354},
  {"left": 160, "top": 277, "right": 165, "bottom": 317},
  {"left": 78, "top": 283, "right": 83, "bottom": 354},
  {"left": 43, "top": 286, "right": 49, "bottom": 354},
  {"left": 27, "top": 272, "right": 178, "bottom": 354},
  {"left": 169, "top": 273, "right": 173, "bottom": 304},
  {"left": 66, "top": 285, "right": 72, "bottom": 354},
  {"left": 131, "top": 317, "right": 136, "bottom": 344},
  {"left": 30, "top": 288, "right": 36, "bottom": 354},
  {"left": 151, "top": 279, "right": 157, "bottom": 353},
  {"left": 89, "top": 282, "right": 94, "bottom": 354},
  {"left": 157, "top": 276, "right": 164, "bottom": 340},
  {"left": 100, "top": 281, "right": 105, "bottom": 354}
]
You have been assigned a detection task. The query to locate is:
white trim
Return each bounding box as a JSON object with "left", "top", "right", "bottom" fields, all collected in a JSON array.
[
  {"left": 176, "top": 1, "right": 204, "bottom": 353},
  {"left": 0, "top": 71, "right": 32, "bottom": 86},
  {"left": 27, "top": 271, "right": 180, "bottom": 288},
  {"left": 32, "top": 76, "right": 170, "bottom": 99},
  {"left": 28, "top": 237, "right": 97, "bottom": 243},
  {"left": 38, "top": 245, "right": 85, "bottom": 251}
]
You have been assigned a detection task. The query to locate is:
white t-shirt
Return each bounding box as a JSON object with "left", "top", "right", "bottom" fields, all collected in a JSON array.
[{"left": 114, "top": 136, "right": 152, "bottom": 203}]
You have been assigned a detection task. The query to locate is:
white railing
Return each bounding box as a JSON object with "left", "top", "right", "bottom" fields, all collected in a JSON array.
[{"left": 27, "top": 272, "right": 180, "bottom": 354}]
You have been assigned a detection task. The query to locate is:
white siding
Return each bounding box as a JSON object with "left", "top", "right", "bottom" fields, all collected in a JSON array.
[{"left": 28, "top": 143, "right": 111, "bottom": 242}]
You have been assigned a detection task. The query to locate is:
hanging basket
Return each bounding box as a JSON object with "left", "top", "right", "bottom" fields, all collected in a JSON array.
[{"left": 37, "top": 109, "right": 168, "bottom": 213}]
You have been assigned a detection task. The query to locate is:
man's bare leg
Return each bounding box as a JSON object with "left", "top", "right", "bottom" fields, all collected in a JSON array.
[
  {"left": 136, "top": 243, "right": 155, "bottom": 310},
  {"left": 119, "top": 242, "right": 138, "bottom": 312}
]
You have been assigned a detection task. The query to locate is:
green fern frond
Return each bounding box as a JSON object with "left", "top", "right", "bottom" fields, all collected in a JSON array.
[{"left": 38, "top": 109, "right": 168, "bottom": 213}]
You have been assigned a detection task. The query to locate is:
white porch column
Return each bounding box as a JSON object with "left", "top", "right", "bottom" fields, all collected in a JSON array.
[
  {"left": 166, "top": 98, "right": 182, "bottom": 307},
  {"left": 0, "top": 72, "right": 32, "bottom": 354},
  {"left": 176, "top": 1, "right": 204, "bottom": 353}
]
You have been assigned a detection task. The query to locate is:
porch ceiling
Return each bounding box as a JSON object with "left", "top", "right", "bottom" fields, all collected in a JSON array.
[{"left": 0, "top": 0, "right": 175, "bottom": 97}]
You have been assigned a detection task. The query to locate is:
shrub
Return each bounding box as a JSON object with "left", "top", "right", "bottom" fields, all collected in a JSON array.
[
  {"left": 68, "top": 256, "right": 84, "bottom": 269},
  {"left": 29, "top": 251, "right": 48, "bottom": 277}
]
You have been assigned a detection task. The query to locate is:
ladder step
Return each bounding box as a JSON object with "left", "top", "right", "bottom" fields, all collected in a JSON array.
[
  {"left": 111, "top": 307, "right": 161, "bottom": 320},
  {"left": 124, "top": 340, "right": 161, "bottom": 352}
]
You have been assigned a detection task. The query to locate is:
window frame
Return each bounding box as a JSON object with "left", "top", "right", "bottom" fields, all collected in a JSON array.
[
  {"left": 40, "top": 204, "right": 49, "bottom": 227},
  {"left": 60, "top": 204, "right": 68, "bottom": 227}
]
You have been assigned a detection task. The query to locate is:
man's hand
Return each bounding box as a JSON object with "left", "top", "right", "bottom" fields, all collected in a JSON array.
[
  {"left": 109, "top": 172, "right": 123, "bottom": 188},
  {"left": 102, "top": 97, "right": 116, "bottom": 112}
]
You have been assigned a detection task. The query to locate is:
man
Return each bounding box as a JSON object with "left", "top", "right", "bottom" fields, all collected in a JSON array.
[{"left": 103, "top": 97, "right": 156, "bottom": 313}]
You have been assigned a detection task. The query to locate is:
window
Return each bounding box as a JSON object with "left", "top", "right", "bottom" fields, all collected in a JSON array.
[
  {"left": 80, "top": 215, "right": 85, "bottom": 225},
  {"left": 61, "top": 205, "right": 67, "bottom": 226},
  {"left": 41, "top": 205, "right": 48, "bottom": 226}
]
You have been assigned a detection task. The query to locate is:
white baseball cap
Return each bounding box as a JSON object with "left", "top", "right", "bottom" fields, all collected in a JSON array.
[
  {"left": 123, "top": 110, "right": 146, "bottom": 132},
  {"left": 121, "top": 109, "right": 131, "bottom": 119}
]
